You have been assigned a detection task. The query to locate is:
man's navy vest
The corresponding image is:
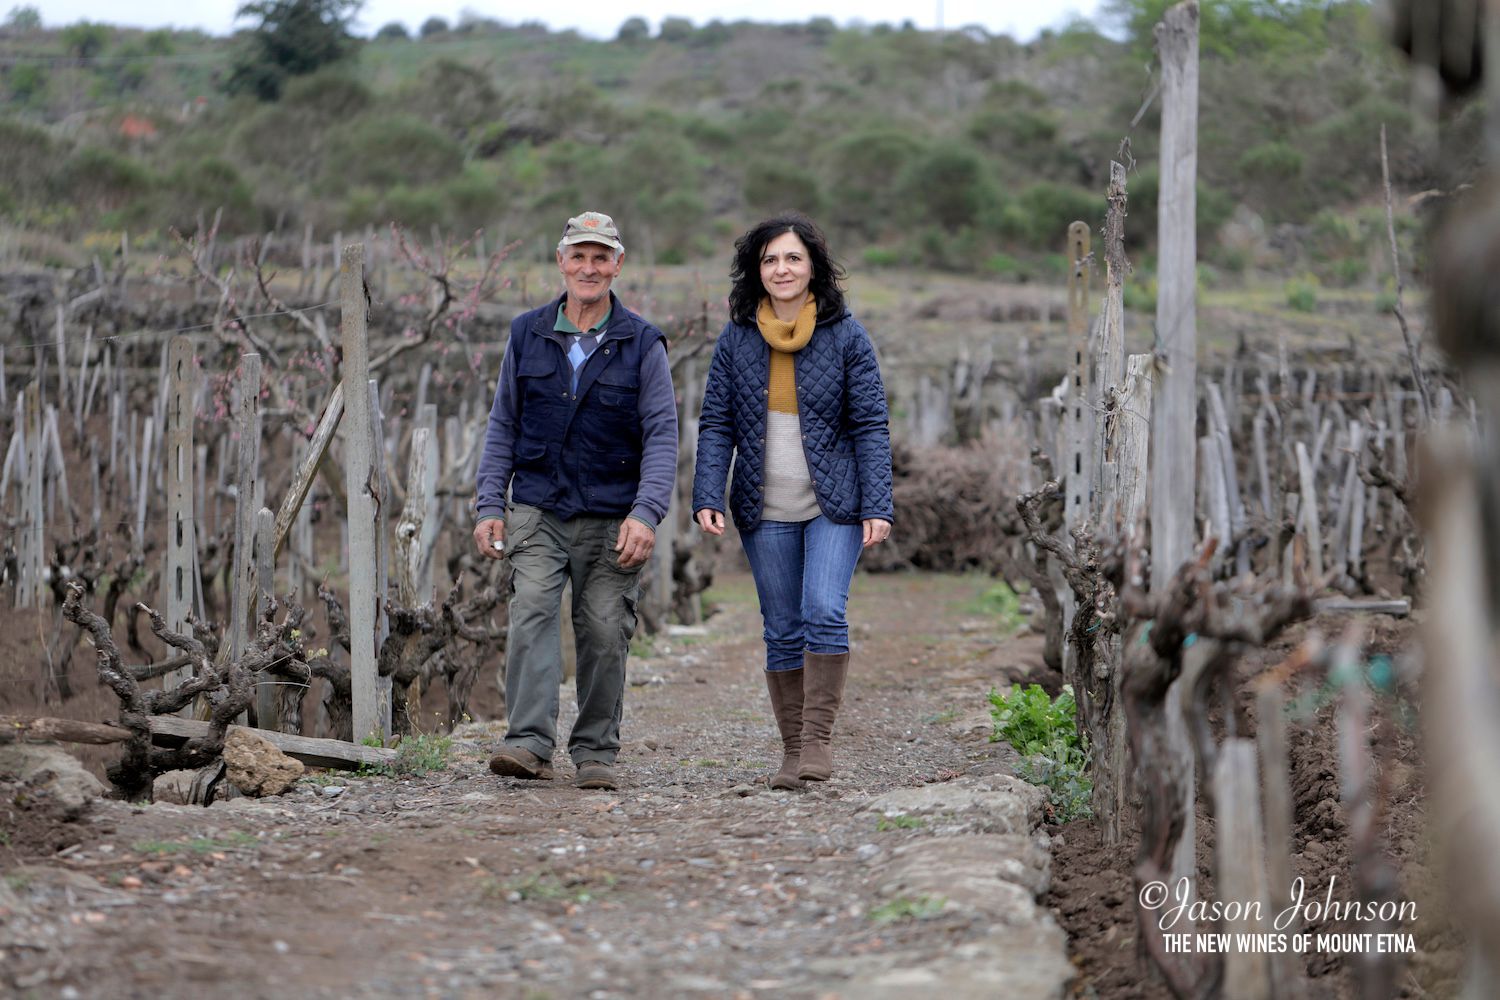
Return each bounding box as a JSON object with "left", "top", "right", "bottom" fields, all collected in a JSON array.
[{"left": 509, "top": 294, "right": 664, "bottom": 521}]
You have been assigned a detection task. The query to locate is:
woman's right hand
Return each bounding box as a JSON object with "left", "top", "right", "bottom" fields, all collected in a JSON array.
[{"left": 694, "top": 509, "right": 725, "bottom": 536}]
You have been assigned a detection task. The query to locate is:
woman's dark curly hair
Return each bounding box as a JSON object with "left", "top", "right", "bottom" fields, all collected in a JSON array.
[{"left": 727, "top": 212, "right": 847, "bottom": 327}]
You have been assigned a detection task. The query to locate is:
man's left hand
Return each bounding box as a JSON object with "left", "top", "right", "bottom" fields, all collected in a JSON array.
[
  {"left": 862, "top": 518, "right": 892, "bottom": 549},
  {"left": 615, "top": 518, "right": 655, "bottom": 568}
]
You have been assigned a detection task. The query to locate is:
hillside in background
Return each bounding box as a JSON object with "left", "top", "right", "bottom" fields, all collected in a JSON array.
[{"left": 0, "top": 0, "right": 1483, "bottom": 290}]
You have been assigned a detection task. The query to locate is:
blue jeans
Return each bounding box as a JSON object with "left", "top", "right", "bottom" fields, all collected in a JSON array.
[{"left": 739, "top": 516, "right": 864, "bottom": 673}]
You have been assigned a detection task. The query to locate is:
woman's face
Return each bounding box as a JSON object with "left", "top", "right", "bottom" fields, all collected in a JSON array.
[{"left": 759, "top": 231, "right": 813, "bottom": 307}]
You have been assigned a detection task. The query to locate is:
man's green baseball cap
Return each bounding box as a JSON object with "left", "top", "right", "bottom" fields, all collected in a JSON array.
[{"left": 560, "top": 211, "right": 624, "bottom": 253}]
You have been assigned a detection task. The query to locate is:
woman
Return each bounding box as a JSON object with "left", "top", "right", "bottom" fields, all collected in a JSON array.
[{"left": 692, "top": 213, "right": 894, "bottom": 789}]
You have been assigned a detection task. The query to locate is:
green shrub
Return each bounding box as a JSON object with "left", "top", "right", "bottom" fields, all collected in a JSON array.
[
  {"left": 282, "top": 68, "right": 373, "bottom": 119},
  {"left": 988, "top": 683, "right": 1092, "bottom": 822},
  {"left": 819, "top": 129, "right": 924, "bottom": 241},
  {"left": 862, "top": 246, "right": 902, "bottom": 268},
  {"left": 971, "top": 581, "right": 1024, "bottom": 634},
  {"left": 1284, "top": 274, "right": 1319, "bottom": 312},
  {"left": 989, "top": 682, "right": 1075, "bottom": 755},
  {"left": 0, "top": 118, "right": 54, "bottom": 203},
  {"left": 1122, "top": 277, "right": 1152, "bottom": 313},
  {"left": 984, "top": 252, "right": 1021, "bottom": 277},
  {"left": 7, "top": 63, "right": 47, "bottom": 103},
  {"left": 382, "top": 184, "right": 447, "bottom": 229},
  {"left": 56, "top": 147, "right": 153, "bottom": 216},
  {"left": 161, "top": 157, "right": 259, "bottom": 234},
  {"left": 744, "top": 159, "right": 821, "bottom": 218},
  {"left": 1237, "top": 140, "right": 1303, "bottom": 181},
  {"left": 1008, "top": 181, "right": 1100, "bottom": 249},
  {"left": 1374, "top": 282, "right": 1398, "bottom": 315},
  {"left": 896, "top": 141, "right": 998, "bottom": 231},
  {"left": 330, "top": 115, "right": 463, "bottom": 189}
]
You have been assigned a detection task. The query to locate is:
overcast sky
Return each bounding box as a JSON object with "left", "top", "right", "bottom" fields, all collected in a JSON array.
[{"left": 29, "top": 0, "right": 1106, "bottom": 41}]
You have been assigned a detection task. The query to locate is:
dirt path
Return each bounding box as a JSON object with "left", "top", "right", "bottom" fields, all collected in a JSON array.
[{"left": 2, "top": 571, "right": 1073, "bottom": 999}]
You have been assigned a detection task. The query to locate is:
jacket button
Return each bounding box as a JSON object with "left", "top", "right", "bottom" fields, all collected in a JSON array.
[
  {"left": 604, "top": 348, "right": 610, "bottom": 354},
  {"left": 762, "top": 389, "right": 768, "bottom": 395}
]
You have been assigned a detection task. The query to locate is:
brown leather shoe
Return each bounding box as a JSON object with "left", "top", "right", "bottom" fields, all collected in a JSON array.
[
  {"left": 765, "top": 668, "right": 805, "bottom": 790},
  {"left": 488, "top": 745, "right": 554, "bottom": 780},
  {"left": 574, "top": 760, "right": 618, "bottom": 790},
  {"left": 797, "top": 651, "right": 849, "bottom": 782}
]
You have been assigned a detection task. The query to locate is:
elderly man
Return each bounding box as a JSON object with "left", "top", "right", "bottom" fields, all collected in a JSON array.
[{"left": 474, "top": 211, "right": 677, "bottom": 791}]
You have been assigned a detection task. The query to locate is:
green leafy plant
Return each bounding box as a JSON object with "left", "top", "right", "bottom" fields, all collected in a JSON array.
[
  {"left": 1284, "top": 275, "right": 1319, "bottom": 313},
  {"left": 988, "top": 683, "right": 1075, "bottom": 755},
  {"left": 393, "top": 733, "right": 452, "bottom": 776},
  {"left": 988, "top": 683, "right": 1093, "bottom": 822},
  {"left": 969, "top": 581, "right": 1025, "bottom": 634},
  {"left": 876, "top": 813, "right": 926, "bottom": 832},
  {"left": 133, "top": 832, "right": 258, "bottom": 856},
  {"left": 869, "top": 895, "right": 946, "bottom": 923}
]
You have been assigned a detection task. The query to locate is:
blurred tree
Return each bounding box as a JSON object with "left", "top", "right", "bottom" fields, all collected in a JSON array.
[
  {"left": 1100, "top": 0, "right": 1330, "bottom": 57},
  {"left": 0, "top": 118, "right": 53, "bottom": 205},
  {"left": 395, "top": 58, "right": 500, "bottom": 144},
  {"left": 658, "top": 17, "right": 692, "bottom": 41},
  {"left": 819, "top": 128, "right": 923, "bottom": 241},
  {"left": 226, "top": 0, "right": 362, "bottom": 101},
  {"left": 60, "top": 21, "right": 109, "bottom": 59},
  {"left": 897, "top": 141, "right": 998, "bottom": 231},
  {"left": 5, "top": 5, "right": 40, "bottom": 30},
  {"left": 7, "top": 63, "right": 46, "bottom": 103},
  {"left": 744, "top": 159, "right": 821, "bottom": 218},
  {"left": 616, "top": 17, "right": 649, "bottom": 42},
  {"left": 375, "top": 21, "right": 409, "bottom": 40},
  {"left": 418, "top": 15, "right": 448, "bottom": 37}
]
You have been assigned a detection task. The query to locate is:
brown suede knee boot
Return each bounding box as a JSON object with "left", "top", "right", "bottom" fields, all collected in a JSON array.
[
  {"left": 764, "top": 669, "right": 805, "bottom": 790},
  {"left": 797, "top": 651, "right": 849, "bottom": 781}
]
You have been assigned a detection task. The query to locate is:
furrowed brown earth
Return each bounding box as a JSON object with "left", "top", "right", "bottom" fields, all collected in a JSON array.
[{"left": 1045, "top": 611, "right": 1459, "bottom": 1000}]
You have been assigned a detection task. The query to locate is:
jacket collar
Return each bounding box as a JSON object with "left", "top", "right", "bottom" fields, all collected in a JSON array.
[{"left": 536, "top": 291, "right": 633, "bottom": 346}]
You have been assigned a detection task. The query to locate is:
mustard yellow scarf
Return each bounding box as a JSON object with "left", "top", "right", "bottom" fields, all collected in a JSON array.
[{"left": 756, "top": 296, "right": 816, "bottom": 414}]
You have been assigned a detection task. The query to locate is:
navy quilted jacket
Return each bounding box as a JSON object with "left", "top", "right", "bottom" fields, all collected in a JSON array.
[{"left": 692, "top": 310, "right": 894, "bottom": 532}]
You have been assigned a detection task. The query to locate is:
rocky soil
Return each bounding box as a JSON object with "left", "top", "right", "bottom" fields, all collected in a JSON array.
[{"left": 2, "top": 570, "right": 1073, "bottom": 999}]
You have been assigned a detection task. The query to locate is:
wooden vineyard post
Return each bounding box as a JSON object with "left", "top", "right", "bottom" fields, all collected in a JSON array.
[
  {"left": 164, "top": 336, "right": 196, "bottom": 703},
  {"left": 271, "top": 381, "right": 344, "bottom": 560},
  {"left": 395, "top": 426, "right": 437, "bottom": 607},
  {"left": 1294, "top": 442, "right": 1324, "bottom": 580},
  {"left": 224, "top": 353, "right": 262, "bottom": 665},
  {"left": 1151, "top": 0, "right": 1202, "bottom": 921},
  {"left": 1215, "top": 740, "right": 1274, "bottom": 1000},
  {"left": 415, "top": 403, "right": 439, "bottom": 598},
  {"left": 19, "top": 383, "right": 44, "bottom": 609},
  {"left": 253, "top": 506, "right": 279, "bottom": 730},
  {"left": 1256, "top": 675, "right": 1307, "bottom": 1000},
  {"left": 1065, "top": 221, "right": 1093, "bottom": 530},
  {"left": 1094, "top": 162, "right": 1129, "bottom": 528},
  {"left": 341, "top": 244, "right": 388, "bottom": 744},
  {"left": 1150, "top": 0, "right": 1201, "bottom": 591}
]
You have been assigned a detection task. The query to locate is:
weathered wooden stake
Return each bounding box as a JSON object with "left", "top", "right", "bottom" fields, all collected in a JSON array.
[
  {"left": 341, "top": 244, "right": 386, "bottom": 743},
  {"left": 1215, "top": 739, "right": 1273, "bottom": 1000},
  {"left": 164, "top": 336, "right": 196, "bottom": 703},
  {"left": 19, "top": 384, "right": 45, "bottom": 609},
  {"left": 254, "top": 506, "right": 279, "bottom": 730},
  {"left": 1151, "top": 0, "right": 1202, "bottom": 920},
  {"left": 1150, "top": 0, "right": 1201, "bottom": 593},
  {"left": 224, "top": 353, "right": 262, "bottom": 664}
]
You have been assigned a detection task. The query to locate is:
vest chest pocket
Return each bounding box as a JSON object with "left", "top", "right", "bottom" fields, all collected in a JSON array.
[{"left": 591, "top": 367, "right": 639, "bottom": 409}]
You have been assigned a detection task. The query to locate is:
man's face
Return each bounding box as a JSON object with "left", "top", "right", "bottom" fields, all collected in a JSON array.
[{"left": 557, "top": 242, "right": 622, "bottom": 307}]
